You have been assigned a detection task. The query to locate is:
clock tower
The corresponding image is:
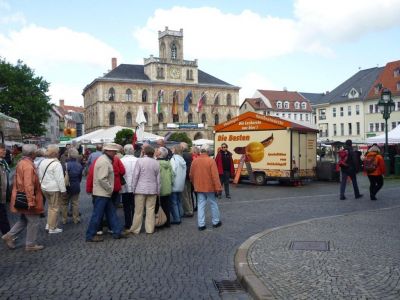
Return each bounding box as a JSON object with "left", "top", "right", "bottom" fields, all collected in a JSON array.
[{"left": 143, "top": 27, "right": 198, "bottom": 83}]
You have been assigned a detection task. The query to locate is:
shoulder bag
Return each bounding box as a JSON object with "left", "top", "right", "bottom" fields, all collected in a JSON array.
[{"left": 155, "top": 197, "right": 167, "bottom": 227}]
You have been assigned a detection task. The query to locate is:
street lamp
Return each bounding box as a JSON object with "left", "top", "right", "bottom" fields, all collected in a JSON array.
[{"left": 377, "top": 88, "right": 395, "bottom": 176}]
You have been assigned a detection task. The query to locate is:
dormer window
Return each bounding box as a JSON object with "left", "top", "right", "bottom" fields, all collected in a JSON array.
[
  {"left": 277, "top": 101, "right": 282, "bottom": 109},
  {"left": 397, "top": 81, "right": 400, "bottom": 91},
  {"left": 171, "top": 43, "right": 177, "bottom": 60},
  {"left": 284, "top": 101, "right": 289, "bottom": 109},
  {"left": 295, "top": 102, "right": 300, "bottom": 109},
  {"left": 301, "top": 102, "right": 307, "bottom": 110},
  {"left": 394, "top": 68, "right": 400, "bottom": 77},
  {"left": 348, "top": 88, "right": 359, "bottom": 99},
  {"left": 374, "top": 83, "right": 382, "bottom": 94}
]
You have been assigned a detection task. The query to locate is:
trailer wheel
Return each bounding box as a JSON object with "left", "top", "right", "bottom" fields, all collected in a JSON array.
[{"left": 254, "top": 173, "right": 266, "bottom": 186}]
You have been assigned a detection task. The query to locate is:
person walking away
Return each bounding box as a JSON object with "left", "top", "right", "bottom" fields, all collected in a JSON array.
[
  {"left": 86, "top": 143, "right": 126, "bottom": 242},
  {"left": 364, "top": 145, "right": 385, "bottom": 200},
  {"left": 156, "top": 147, "right": 173, "bottom": 228},
  {"left": 61, "top": 148, "right": 83, "bottom": 224},
  {"left": 190, "top": 144, "right": 222, "bottom": 231},
  {"left": 215, "top": 143, "right": 234, "bottom": 199},
  {"left": 130, "top": 146, "right": 160, "bottom": 234},
  {"left": 169, "top": 145, "right": 186, "bottom": 224},
  {"left": 120, "top": 144, "right": 138, "bottom": 231},
  {"left": 2, "top": 144, "right": 45, "bottom": 251},
  {"left": 339, "top": 139, "right": 363, "bottom": 200},
  {"left": 0, "top": 144, "right": 11, "bottom": 236},
  {"left": 39, "top": 144, "right": 67, "bottom": 234},
  {"left": 180, "top": 142, "right": 193, "bottom": 217}
]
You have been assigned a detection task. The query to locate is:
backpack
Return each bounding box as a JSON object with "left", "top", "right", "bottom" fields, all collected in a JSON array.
[{"left": 364, "top": 154, "right": 377, "bottom": 173}]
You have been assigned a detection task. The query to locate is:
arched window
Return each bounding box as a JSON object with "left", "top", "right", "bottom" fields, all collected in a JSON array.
[
  {"left": 142, "top": 89, "right": 148, "bottom": 102},
  {"left": 158, "top": 113, "right": 164, "bottom": 123},
  {"left": 277, "top": 101, "right": 282, "bottom": 109},
  {"left": 227, "top": 94, "right": 232, "bottom": 106},
  {"left": 214, "top": 114, "right": 219, "bottom": 125},
  {"left": 227, "top": 114, "right": 232, "bottom": 121},
  {"left": 171, "top": 43, "right": 177, "bottom": 60},
  {"left": 301, "top": 102, "right": 307, "bottom": 109},
  {"left": 144, "top": 112, "right": 148, "bottom": 123},
  {"left": 201, "top": 113, "right": 207, "bottom": 123},
  {"left": 173, "top": 114, "right": 179, "bottom": 123},
  {"left": 126, "top": 112, "right": 132, "bottom": 126},
  {"left": 295, "top": 102, "right": 300, "bottom": 109},
  {"left": 284, "top": 101, "right": 289, "bottom": 109},
  {"left": 126, "top": 89, "right": 132, "bottom": 101},
  {"left": 108, "top": 88, "right": 115, "bottom": 101},
  {"left": 109, "top": 111, "right": 115, "bottom": 125},
  {"left": 188, "top": 113, "right": 193, "bottom": 123},
  {"left": 214, "top": 95, "right": 219, "bottom": 105}
]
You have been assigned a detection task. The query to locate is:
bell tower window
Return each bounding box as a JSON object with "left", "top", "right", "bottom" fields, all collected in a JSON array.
[{"left": 171, "top": 43, "right": 177, "bottom": 60}]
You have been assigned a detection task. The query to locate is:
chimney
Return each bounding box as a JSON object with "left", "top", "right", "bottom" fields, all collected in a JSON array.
[
  {"left": 111, "top": 57, "right": 117, "bottom": 70},
  {"left": 59, "top": 99, "right": 65, "bottom": 107}
]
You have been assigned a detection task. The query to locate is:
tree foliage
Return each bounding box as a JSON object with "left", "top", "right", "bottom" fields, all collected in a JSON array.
[
  {"left": 114, "top": 128, "right": 134, "bottom": 146},
  {"left": 0, "top": 58, "right": 51, "bottom": 136},
  {"left": 168, "top": 132, "right": 192, "bottom": 146}
]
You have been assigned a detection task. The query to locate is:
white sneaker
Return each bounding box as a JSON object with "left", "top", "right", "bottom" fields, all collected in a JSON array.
[
  {"left": 48, "top": 228, "right": 63, "bottom": 234},
  {"left": 96, "top": 231, "right": 103, "bottom": 235},
  {"left": 45, "top": 224, "right": 49, "bottom": 231}
]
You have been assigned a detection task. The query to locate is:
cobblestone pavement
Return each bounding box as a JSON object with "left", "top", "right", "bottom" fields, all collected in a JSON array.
[{"left": 1, "top": 175, "right": 399, "bottom": 299}]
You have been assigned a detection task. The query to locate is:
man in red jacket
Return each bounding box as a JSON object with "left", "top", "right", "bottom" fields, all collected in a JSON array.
[{"left": 215, "top": 143, "right": 234, "bottom": 199}]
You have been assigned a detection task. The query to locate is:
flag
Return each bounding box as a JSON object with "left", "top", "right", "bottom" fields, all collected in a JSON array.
[
  {"left": 184, "top": 91, "right": 192, "bottom": 113},
  {"left": 172, "top": 91, "right": 178, "bottom": 115},
  {"left": 196, "top": 91, "right": 206, "bottom": 113},
  {"left": 153, "top": 90, "right": 163, "bottom": 114},
  {"left": 211, "top": 92, "right": 220, "bottom": 113}
]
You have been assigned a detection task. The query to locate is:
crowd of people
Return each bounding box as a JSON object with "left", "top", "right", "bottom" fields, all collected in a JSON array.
[{"left": 1, "top": 139, "right": 227, "bottom": 250}]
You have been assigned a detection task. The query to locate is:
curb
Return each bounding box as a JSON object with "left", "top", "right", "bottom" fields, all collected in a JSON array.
[{"left": 234, "top": 205, "right": 400, "bottom": 300}]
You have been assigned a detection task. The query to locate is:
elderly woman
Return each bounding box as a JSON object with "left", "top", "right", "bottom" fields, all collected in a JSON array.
[
  {"left": 156, "top": 147, "right": 173, "bottom": 228},
  {"left": 61, "top": 148, "right": 83, "bottom": 224},
  {"left": 169, "top": 145, "right": 187, "bottom": 225},
  {"left": 39, "top": 144, "right": 67, "bottom": 234},
  {"left": 130, "top": 146, "right": 160, "bottom": 234},
  {"left": 120, "top": 144, "right": 138, "bottom": 231},
  {"left": 2, "top": 144, "right": 45, "bottom": 251}
]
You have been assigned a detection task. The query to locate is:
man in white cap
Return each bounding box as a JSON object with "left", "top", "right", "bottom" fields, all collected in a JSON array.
[{"left": 86, "top": 143, "right": 126, "bottom": 242}]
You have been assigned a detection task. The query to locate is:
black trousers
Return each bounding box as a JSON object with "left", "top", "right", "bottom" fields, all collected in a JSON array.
[
  {"left": 0, "top": 203, "right": 10, "bottom": 234},
  {"left": 367, "top": 175, "right": 384, "bottom": 198},
  {"left": 121, "top": 193, "right": 135, "bottom": 229},
  {"left": 219, "top": 170, "right": 231, "bottom": 196}
]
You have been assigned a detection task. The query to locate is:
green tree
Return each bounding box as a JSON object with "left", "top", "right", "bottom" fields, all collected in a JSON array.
[
  {"left": 114, "top": 128, "right": 134, "bottom": 146},
  {"left": 168, "top": 132, "right": 192, "bottom": 146},
  {"left": 0, "top": 58, "right": 51, "bottom": 136}
]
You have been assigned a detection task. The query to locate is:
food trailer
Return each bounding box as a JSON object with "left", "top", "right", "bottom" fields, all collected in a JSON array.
[{"left": 214, "top": 112, "right": 318, "bottom": 185}]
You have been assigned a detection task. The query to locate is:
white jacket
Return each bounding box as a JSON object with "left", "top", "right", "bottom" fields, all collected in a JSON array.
[
  {"left": 120, "top": 155, "right": 138, "bottom": 193},
  {"left": 38, "top": 158, "right": 66, "bottom": 193},
  {"left": 170, "top": 154, "right": 186, "bottom": 192}
]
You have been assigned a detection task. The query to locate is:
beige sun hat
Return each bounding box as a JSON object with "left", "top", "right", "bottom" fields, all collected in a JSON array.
[{"left": 103, "top": 143, "right": 120, "bottom": 151}]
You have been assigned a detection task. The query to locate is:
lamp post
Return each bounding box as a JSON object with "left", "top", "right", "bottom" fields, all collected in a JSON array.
[{"left": 377, "top": 88, "right": 395, "bottom": 176}]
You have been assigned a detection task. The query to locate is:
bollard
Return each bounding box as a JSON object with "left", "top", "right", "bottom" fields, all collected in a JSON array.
[{"left": 395, "top": 155, "right": 400, "bottom": 176}]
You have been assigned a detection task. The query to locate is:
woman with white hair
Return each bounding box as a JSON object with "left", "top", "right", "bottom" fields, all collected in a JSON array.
[
  {"left": 2, "top": 144, "right": 45, "bottom": 251},
  {"left": 169, "top": 145, "right": 186, "bottom": 225},
  {"left": 120, "top": 144, "right": 138, "bottom": 231},
  {"left": 61, "top": 148, "right": 83, "bottom": 224},
  {"left": 38, "top": 144, "right": 67, "bottom": 234}
]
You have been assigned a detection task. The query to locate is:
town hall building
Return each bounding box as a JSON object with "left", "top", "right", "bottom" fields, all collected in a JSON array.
[{"left": 82, "top": 27, "right": 240, "bottom": 140}]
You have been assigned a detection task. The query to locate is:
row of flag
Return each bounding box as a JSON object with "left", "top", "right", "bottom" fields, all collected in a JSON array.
[{"left": 153, "top": 90, "right": 219, "bottom": 114}]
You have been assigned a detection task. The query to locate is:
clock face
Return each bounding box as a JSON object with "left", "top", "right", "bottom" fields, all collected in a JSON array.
[{"left": 170, "top": 67, "right": 180, "bottom": 79}]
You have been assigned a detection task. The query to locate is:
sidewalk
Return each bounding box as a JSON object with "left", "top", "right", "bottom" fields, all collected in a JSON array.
[{"left": 236, "top": 206, "right": 400, "bottom": 300}]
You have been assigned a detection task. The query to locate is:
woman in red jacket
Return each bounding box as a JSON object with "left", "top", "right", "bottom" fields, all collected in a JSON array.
[{"left": 364, "top": 145, "right": 385, "bottom": 201}]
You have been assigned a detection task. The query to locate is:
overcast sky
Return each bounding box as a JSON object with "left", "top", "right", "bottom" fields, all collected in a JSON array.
[{"left": 1, "top": 0, "right": 399, "bottom": 107}]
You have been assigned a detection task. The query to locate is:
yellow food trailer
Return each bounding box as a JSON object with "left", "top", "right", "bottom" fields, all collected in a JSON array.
[{"left": 213, "top": 112, "right": 318, "bottom": 185}]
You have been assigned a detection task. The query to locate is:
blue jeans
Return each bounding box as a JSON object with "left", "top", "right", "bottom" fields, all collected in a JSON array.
[
  {"left": 197, "top": 192, "right": 220, "bottom": 227},
  {"left": 340, "top": 171, "right": 361, "bottom": 198},
  {"left": 170, "top": 192, "right": 183, "bottom": 223},
  {"left": 86, "top": 196, "right": 122, "bottom": 240}
]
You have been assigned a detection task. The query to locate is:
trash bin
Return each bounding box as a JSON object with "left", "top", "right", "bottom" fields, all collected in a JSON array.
[
  {"left": 316, "top": 161, "right": 340, "bottom": 182},
  {"left": 395, "top": 155, "right": 400, "bottom": 176}
]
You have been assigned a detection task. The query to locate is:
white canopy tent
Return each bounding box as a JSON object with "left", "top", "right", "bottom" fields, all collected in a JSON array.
[
  {"left": 192, "top": 139, "right": 214, "bottom": 146},
  {"left": 72, "top": 126, "right": 163, "bottom": 145},
  {"left": 366, "top": 124, "right": 400, "bottom": 144}
]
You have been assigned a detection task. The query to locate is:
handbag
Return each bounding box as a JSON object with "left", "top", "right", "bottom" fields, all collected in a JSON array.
[
  {"left": 155, "top": 198, "right": 167, "bottom": 227},
  {"left": 64, "top": 163, "right": 70, "bottom": 187},
  {"left": 14, "top": 191, "right": 29, "bottom": 209},
  {"left": 120, "top": 174, "right": 126, "bottom": 185}
]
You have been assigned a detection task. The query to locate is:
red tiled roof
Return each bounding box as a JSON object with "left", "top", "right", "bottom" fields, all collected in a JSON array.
[
  {"left": 242, "top": 98, "right": 269, "bottom": 110},
  {"left": 61, "top": 105, "right": 85, "bottom": 113},
  {"left": 257, "top": 89, "right": 312, "bottom": 112},
  {"left": 367, "top": 60, "right": 400, "bottom": 99}
]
